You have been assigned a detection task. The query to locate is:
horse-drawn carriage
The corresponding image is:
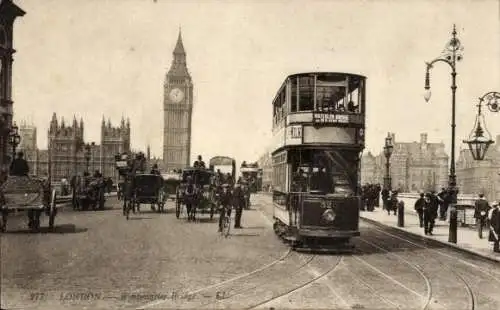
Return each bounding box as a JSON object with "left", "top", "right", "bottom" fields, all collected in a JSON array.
[
  {"left": 175, "top": 168, "right": 216, "bottom": 221},
  {"left": 162, "top": 172, "right": 182, "bottom": 201},
  {"left": 73, "top": 175, "right": 106, "bottom": 211},
  {"left": 0, "top": 175, "right": 58, "bottom": 232},
  {"left": 123, "top": 173, "right": 165, "bottom": 219}
]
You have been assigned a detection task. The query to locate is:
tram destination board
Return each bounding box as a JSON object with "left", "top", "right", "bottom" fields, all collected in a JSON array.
[{"left": 313, "top": 113, "right": 349, "bottom": 125}]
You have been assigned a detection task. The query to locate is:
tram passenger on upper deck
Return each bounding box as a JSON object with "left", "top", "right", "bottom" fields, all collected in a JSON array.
[{"left": 9, "top": 152, "right": 29, "bottom": 177}]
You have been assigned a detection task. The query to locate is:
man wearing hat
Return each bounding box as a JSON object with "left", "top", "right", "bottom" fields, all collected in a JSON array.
[
  {"left": 488, "top": 201, "right": 500, "bottom": 252},
  {"left": 232, "top": 181, "right": 245, "bottom": 229},
  {"left": 423, "top": 192, "right": 438, "bottom": 235},
  {"left": 387, "top": 191, "right": 398, "bottom": 216},
  {"left": 414, "top": 192, "right": 426, "bottom": 228},
  {"left": 474, "top": 193, "right": 490, "bottom": 239}
]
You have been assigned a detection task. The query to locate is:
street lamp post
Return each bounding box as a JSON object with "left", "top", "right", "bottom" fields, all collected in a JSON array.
[
  {"left": 424, "top": 24, "right": 464, "bottom": 244},
  {"left": 383, "top": 132, "right": 394, "bottom": 191},
  {"left": 464, "top": 91, "right": 500, "bottom": 160},
  {"left": 8, "top": 122, "right": 21, "bottom": 162}
]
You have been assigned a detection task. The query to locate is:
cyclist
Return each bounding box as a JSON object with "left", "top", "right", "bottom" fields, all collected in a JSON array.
[{"left": 218, "top": 184, "right": 232, "bottom": 232}]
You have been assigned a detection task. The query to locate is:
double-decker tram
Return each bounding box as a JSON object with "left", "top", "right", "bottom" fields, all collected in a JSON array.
[
  {"left": 270, "top": 72, "right": 366, "bottom": 252},
  {"left": 240, "top": 162, "right": 263, "bottom": 192},
  {"left": 209, "top": 156, "right": 236, "bottom": 184}
]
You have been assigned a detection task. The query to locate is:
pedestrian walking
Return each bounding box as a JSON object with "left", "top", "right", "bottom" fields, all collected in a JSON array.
[
  {"left": 474, "top": 193, "right": 490, "bottom": 239},
  {"left": 414, "top": 192, "right": 425, "bottom": 227},
  {"left": 423, "top": 192, "right": 438, "bottom": 235},
  {"left": 488, "top": 202, "right": 500, "bottom": 253},
  {"left": 388, "top": 191, "right": 398, "bottom": 216}
]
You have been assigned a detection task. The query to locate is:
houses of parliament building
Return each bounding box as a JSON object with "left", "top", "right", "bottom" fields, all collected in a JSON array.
[{"left": 18, "top": 114, "right": 130, "bottom": 182}]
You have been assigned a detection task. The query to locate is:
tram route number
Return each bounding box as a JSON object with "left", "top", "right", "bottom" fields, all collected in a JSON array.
[
  {"left": 289, "top": 126, "right": 302, "bottom": 139},
  {"left": 313, "top": 113, "right": 349, "bottom": 124}
]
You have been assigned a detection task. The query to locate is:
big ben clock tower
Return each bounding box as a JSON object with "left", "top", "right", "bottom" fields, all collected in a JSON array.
[{"left": 163, "top": 29, "right": 193, "bottom": 171}]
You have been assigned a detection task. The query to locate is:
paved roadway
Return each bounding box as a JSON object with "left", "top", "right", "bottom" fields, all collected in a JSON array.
[{"left": 1, "top": 195, "right": 499, "bottom": 310}]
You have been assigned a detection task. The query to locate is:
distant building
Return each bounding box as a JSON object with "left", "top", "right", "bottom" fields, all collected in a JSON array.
[
  {"left": 18, "top": 114, "right": 131, "bottom": 183},
  {"left": 361, "top": 133, "right": 449, "bottom": 192},
  {"left": 456, "top": 135, "right": 500, "bottom": 202},
  {"left": 18, "top": 121, "right": 39, "bottom": 175},
  {"left": 360, "top": 151, "right": 380, "bottom": 185},
  {"left": 256, "top": 149, "right": 272, "bottom": 190}
]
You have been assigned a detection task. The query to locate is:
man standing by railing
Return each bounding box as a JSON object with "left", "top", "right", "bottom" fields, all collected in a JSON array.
[
  {"left": 488, "top": 202, "right": 500, "bottom": 253},
  {"left": 474, "top": 193, "right": 490, "bottom": 239},
  {"left": 381, "top": 187, "right": 390, "bottom": 211}
]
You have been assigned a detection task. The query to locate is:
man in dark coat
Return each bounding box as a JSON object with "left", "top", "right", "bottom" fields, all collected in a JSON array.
[
  {"left": 488, "top": 202, "right": 500, "bottom": 252},
  {"left": 381, "top": 188, "right": 390, "bottom": 211},
  {"left": 232, "top": 182, "right": 245, "bottom": 228},
  {"left": 9, "top": 152, "right": 29, "bottom": 176},
  {"left": 414, "top": 192, "right": 426, "bottom": 227},
  {"left": 193, "top": 155, "right": 206, "bottom": 169},
  {"left": 437, "top": 187, "right": 448, "bottom": 220},
  {"left": 423, "top": 192, "right": 438, "bottom": 235},
  {"left": 387, "top": 191, "right": 398, "bottom": 216},
  {"left": 474, "top": 193, "right": 490, "bottom": 239}
]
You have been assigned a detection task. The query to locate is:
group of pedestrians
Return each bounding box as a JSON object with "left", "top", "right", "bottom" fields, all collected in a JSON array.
[{"left": 471, "top": 193, "right": 500, "bottom": 253}]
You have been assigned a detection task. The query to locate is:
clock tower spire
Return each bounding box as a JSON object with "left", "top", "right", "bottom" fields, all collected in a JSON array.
[{"left": 163, "top": 28, "right": 194, "bottom": 171}]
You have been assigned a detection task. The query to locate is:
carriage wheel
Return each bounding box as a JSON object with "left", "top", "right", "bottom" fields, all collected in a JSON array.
[{"left": 48, "top": 189, "right": 57, "bottom": 231}]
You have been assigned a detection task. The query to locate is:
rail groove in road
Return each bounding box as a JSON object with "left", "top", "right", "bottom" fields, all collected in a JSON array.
[{"left": 358, "top": 222, "right": 500, "bottom": 310}]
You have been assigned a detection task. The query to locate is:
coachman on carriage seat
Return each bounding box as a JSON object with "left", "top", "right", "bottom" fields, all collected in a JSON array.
[
  {"left": 10, "top": 152, "right": 29, "bottom": 176},
  {"left": 193, "top": 155, "right": 206, "bottom": 169}
]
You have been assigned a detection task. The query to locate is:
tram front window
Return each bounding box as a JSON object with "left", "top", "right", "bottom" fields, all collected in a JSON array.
[{"left": 290, "top": 150, "right": 356, "bottom": 196}]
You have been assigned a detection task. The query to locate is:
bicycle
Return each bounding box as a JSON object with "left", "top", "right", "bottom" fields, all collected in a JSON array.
[{"left": 219, "top": 205, "right": 232, "bottom": 238}]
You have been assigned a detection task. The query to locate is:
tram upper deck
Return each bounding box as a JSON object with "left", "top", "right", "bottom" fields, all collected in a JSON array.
[{"left": 271, "top": 72, "right": 366, "bottom": 152}]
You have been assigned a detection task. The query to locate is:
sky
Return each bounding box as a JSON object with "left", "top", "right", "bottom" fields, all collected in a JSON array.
[{"left": 11, "top": 0, "right": 500, "bottom": 164}]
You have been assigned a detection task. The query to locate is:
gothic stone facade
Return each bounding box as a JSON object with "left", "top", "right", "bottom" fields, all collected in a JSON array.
[
  {"left": 20, "top": 114, "right": 130, "bottom": 182},
  {"left": 456, "top": 135, "right": 500, "bottom": 202},
  {"left": 163, "top": 30, "right": 193, "bottom": 171},
  {"left": 361, "top": 133, "right": 449, "bottom": 192}
]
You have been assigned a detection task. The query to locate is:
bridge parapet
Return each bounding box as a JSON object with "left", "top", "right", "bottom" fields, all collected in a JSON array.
[
  {"left": 397, "top": 192, "right": 476, "bottom": 226},
  {"left": 398, "top": 192, "right": 477, "bottom": 207}
]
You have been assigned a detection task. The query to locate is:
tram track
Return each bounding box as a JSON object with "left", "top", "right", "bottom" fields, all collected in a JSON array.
[
  {"left": 138, "top": 247, "right": 294, "bottom": 309},
  {"left": 355, "top": 237, "right": 434, "bottom": 310},
  {"left": 245, "top": 255, "right": 344, "bottom": 310},
  {"left": 357, "top": 223, "right": 500, "bottom": 310}
]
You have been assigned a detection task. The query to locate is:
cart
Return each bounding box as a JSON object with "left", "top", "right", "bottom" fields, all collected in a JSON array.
[{"left": 0, "top": 176, "right": 58, "bottom": 232}]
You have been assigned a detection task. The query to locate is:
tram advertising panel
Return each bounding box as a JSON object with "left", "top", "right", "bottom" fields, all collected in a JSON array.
[{"left": 302, "top": 126, "right": 357, "bottom": 144}]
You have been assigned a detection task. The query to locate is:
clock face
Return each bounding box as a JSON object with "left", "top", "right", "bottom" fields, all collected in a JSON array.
[{"left": 169, "top": 88, "right": 184, "bottom": 103}]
